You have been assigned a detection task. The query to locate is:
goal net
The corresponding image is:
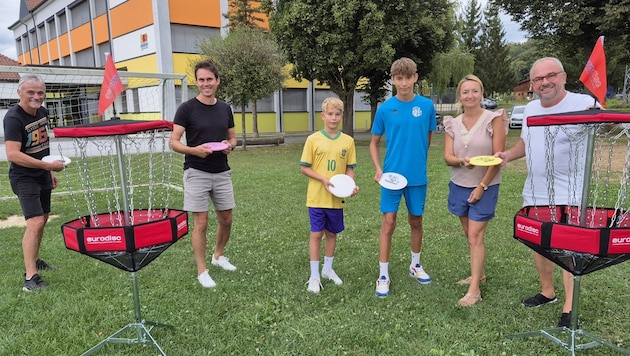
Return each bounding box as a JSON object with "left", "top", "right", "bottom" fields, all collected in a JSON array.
[{"left": 0, "top": 65, "right": 188, "bottom": 198}]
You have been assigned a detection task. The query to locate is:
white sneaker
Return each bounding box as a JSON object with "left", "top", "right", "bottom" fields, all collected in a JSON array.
[
  {"left": 322, "top": 269, "right": 343, "bottom": 285},
  {"left": 212, "top": 256, "right": 237, "bottom": 271},
  {"left": 198, "top": 270, "right": 216, "bottom": 288},
  {"left": 306, "top": 277, "right": 322, "bottom": 293},
  {"left": 409, "top": 264, "right": 431, "bottom": 284},
  {"left": 375, "top": 275, "right": 390, "bottom": 298}
]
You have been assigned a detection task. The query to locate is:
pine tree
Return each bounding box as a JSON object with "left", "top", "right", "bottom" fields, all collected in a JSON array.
[{"left": 475, "top": 3, "right": 515, "bottom": 96}]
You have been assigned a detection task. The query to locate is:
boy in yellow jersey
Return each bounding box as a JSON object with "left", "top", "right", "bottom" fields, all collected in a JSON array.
[{"left": 299, "top": 97, "right": 359, "bottom": 293}]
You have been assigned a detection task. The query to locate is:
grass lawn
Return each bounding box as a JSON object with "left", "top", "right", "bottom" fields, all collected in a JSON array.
[{"left": 0, "top": 130, "right": 629, "bottom": 355}]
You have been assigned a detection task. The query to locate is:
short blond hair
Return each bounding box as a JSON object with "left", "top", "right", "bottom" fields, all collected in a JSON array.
[
  {"left": 390, "top": 57, "right": 417, "bottom": 77},
  {"left": 322, "top": 97, "right": 343, "bottom": 113}
]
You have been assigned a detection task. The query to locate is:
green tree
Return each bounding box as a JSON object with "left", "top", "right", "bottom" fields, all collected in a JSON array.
[
  {"left": 458, "top": 0, "right": 482, "bottom": 53},
  {"left": 475, "top": 3, "right": 515, "bottom": 95},
  {"left": 427, "top": 50, "right": 475, "bottom": 99},
  {"left": 198, "top": 26, "right": 287, "bottom": 147},
  {"left": 357, "top": 0, "right": 454, "bottom": 127},
  {"left": 269, "top": 0, "right": 452, "bottom": 136},
  {"left": 224, "top": 0, "right": 267, "bottom": 30},
  {"left": 492, "top": 0, "right": 630, "bottom": 90}
]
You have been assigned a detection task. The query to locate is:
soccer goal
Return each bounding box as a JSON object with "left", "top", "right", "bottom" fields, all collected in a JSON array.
[{"left": 0, "top": 65, "right": 189, "bottom": 197}]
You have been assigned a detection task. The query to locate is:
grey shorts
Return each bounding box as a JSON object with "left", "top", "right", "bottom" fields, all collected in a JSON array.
[{"left": 183, "top": 168, "right": 235, "bottom": 212}]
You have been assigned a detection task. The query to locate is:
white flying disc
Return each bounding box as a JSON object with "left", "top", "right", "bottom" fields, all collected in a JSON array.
[
  {"left": 379, "top": 172, "right": 407, "bottom": 190},
  {"left": 42, "top": 155, "right": 71, "bottom": 166},
  {"left": 329, "top": 174, "right": 356, "bottom": 198},
  {"left": 469, "top": 155, "right": 502, "bottom": 167},
  {"left": 204, "top": 142, "right": 229, "bottom": 151}
]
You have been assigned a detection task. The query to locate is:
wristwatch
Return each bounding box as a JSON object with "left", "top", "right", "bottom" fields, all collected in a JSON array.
[{"left": 479, "top": 182, "right": 488, "bottom": 191}]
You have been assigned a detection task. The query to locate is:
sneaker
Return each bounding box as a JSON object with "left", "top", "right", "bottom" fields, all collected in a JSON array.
[
  {"left": 522, "top": 293, "right": 557, "bottom": 307},
  {"left": 36, "top": 258, "right": 57, "bottom": 271},
  {"left": 558, "top": 311, "right": 577, "bottom": 328},
  {"left": 211, "top": 256, "right": 237, "bottom": 271},
  {"left": 409, "top": 264, "right": 431, "bottom": 284},
  {"left": 375, "top": 275, "right": 390, "bottom": 298},
  {"left": 306, "top": 278, "right": 322, "bottom": 293},
  {"left": 23, "top": 274, "right": 48, "bottom": 291},
  {"left": 322, "top": 269, "right": 343, "bottom": 285},
  {"left": 197, "top": 270, "right": 216, "bottom": 288}
]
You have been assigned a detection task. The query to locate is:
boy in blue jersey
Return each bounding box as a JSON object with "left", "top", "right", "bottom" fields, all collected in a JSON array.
[
  {"left": 300, "top": 97, "right": 358, "bottom": 293},
  {"left": 369, "top": 57, "right": 437, "bottom": 297}
]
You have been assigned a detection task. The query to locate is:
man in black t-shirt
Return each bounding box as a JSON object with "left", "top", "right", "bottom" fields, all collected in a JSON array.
[
  {"left": 170, "top": 60, "right": 238, "bottom": 288},
  {"left": 4, "top": 74, "right": 65, "bottom": 291}
]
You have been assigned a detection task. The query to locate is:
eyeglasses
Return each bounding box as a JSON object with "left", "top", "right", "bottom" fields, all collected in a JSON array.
[{"left": 531, "top": 71, "right": 564, "bottom": 85}]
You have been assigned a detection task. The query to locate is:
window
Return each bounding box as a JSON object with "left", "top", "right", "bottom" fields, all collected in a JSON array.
[
  {"left": 47, "top": 17, "right": 57, "bottom": 39},
  {"left": 70, "top": 0, "right": 91, "bottom": 28},
  {"left": 75, "top": 48, "right": 95, "bottom": 67},
  {"left": 58, "top": 12, "right": 68, "bottom": 34},
  {"left": 38, "top": 24, "right": 46, "bottom": 43},
  {"left": 314, "top": 90, "right": 336, "bottom": 111},
  {"left": 94, "top": 0, "right": 108, "bottom": 17},
  {"left": 16, "top": 38, "right": 23, "bottom": 55},
  {"left": 171, "top": 24, "right": 220, "bottom": 54},
  {"left": 29, "top": 29, "right": 37, "bottom": 49},
  {"left": 232, "top": 94, "right": 275, "bottom": 113},
  {"left": 282, "top": 89, "right": 306, "bottom": 112},
  {"left": 97, "top": 42, "right": 111, "bottom": 64}
]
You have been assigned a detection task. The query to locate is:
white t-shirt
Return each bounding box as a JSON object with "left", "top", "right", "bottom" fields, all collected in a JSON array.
[{"left": 520, "top": 92, "right": 595, "bottom": 206}]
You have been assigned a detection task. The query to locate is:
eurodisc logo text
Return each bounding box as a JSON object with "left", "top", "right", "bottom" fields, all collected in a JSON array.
[
  {"left": 516, "top": 223, "right": 539, "bottom": 236},
  {"left": 86, "top": 235, "right": 122, "bottom": 244}
]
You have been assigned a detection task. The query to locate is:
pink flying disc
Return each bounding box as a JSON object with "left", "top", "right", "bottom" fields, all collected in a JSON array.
[
  {"left": 204, "top": 142, "right": 229, "bottom": 151},
  {"left": 329, "top": 174, "right": 356, "bottom": 198}
]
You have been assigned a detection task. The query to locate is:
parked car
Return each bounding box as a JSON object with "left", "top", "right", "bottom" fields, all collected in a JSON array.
[
  {"left": 509, "top": 105, "right": 526, "bottom": 129},
  {"left": 434, "top": 112, "right": 444, "bottom": 134},
  {"left": 481, "top": 98, "right": 498, "bottom": 109}
]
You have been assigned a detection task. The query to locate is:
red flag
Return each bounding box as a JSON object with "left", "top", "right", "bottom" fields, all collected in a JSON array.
[
  {"left": 579, "top": 36, "right": 607, "bottom": 106},
  {"left": 98, "top": 53, "right": 125, "bottom": 115}
]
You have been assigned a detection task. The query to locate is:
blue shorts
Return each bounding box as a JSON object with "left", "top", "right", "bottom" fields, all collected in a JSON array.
[
  {"left": 447, "top": 181, "right": 499, "bottom": 222},
  {"left": 308, "top": 208, "right": 345, "bottom": 234},
  {"left": 380, "top": 185, "right": 427, "bottom": 216},
  {"left": 10, "top": 177, "right": 52, "bottom": 220}
]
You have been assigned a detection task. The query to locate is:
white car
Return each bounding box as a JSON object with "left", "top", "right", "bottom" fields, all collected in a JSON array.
[{"left": 509, "top": 105, "right": 526, "bottom": 129}]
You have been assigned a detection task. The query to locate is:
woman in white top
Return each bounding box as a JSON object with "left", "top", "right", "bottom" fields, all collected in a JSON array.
[{"left": 443, "top": 74, "right": 508, "bottom": 306}]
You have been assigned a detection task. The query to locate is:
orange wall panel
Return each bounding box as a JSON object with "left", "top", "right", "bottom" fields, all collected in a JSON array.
[
  {"left": 59, "top": 33, "right": 70, "bottom": 57},
  {"left": 93, "top": 15, "right": 110, "bottom": 44},
  {"left": 169, "top": 0, "right": 221, "bottom": 27},
  {"left": 111, "top": 0, "right": 154, "bottom": 38},
  {"left": 49, "top": 38, "right": 60, "bottom": 61},
  {"left": 38, "top": 44, "right": 49, "bottom": 64},
  {"left": 70, "top": 23, "right": 94, "bottom": 53}
]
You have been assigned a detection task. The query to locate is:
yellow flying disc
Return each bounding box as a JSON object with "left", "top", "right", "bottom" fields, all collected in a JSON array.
[{"left": 469, "top": 155, "right": 502, "bottom": 167}]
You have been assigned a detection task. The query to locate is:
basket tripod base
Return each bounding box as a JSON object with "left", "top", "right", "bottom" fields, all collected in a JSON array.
[
  {"left": 506, "top": 326, "right": 629, "bottom": 355},
  {"left": 81, "top": 319, "right": 173, "bottom": 356}
]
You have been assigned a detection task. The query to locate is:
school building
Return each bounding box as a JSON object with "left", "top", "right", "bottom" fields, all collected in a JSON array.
[{"left": 8, "top": 0, "right": 373, "bottom": 133}]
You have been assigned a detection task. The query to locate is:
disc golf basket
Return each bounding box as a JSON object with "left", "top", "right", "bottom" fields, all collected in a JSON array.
[
  {"left": 53, "top": 120, "right": 188, "bottom": 355},
  {"left": 507, "top": 109, "right": 630, "bottom": 354}
]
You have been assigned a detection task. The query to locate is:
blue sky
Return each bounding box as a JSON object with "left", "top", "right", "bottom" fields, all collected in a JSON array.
[{"left": 0, "top": 1, "right": 527, "bottom": 62}]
